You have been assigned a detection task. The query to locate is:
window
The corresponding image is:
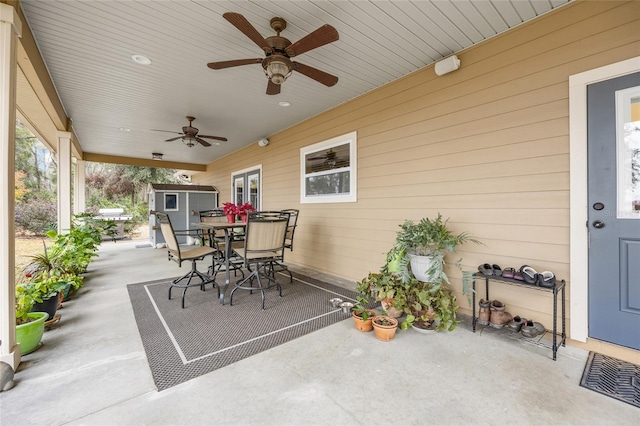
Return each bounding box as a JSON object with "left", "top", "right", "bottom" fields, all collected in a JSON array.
[
  {"left": 300, "top": 131, "right": 357, "bottom": 203},
  {"left": 164, "top": 193, "right": 178, "bottom": 211}
]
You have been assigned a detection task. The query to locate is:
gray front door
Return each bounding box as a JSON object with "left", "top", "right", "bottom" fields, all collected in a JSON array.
[{"left": 587, "top": 72, "right": 640, "bottom": 350}]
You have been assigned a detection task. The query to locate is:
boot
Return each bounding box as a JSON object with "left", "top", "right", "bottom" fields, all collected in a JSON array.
[
  {"left": 478, "top": 299, "right": 491, "bottom": 325},
  {"left": 489, "top": 300, "right": 512, "bottom": 329}
]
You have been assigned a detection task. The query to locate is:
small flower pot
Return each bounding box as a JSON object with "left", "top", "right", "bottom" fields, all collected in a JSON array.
[
  {"left": 352, "top": 309, "right": 376, "bottom": 332},
  {"left": 372, "top": 315, "right": 398, "bottom": 341}
]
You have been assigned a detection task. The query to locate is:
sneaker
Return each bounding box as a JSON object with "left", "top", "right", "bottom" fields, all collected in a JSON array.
[
  {"left": 506, "top": 316, "right": 526, "bottom": 332},
  {"left": 521, "top": 320, "right": 546, "bottom": 338}
]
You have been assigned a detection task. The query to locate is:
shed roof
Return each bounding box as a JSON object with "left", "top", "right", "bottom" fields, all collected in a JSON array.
[{"left": 149, "top": 184, "right": 218, "bottom": 192}]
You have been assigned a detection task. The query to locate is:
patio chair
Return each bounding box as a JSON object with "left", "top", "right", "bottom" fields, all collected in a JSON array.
[
  {"left": 154, "top": 211, "right": 218, "bottom": 308},
  {"left": 229, "top": 212, "right": 289, "bottom": 309},
  {"left": 269, "top": 209, "right": 299, "bottom": 282},
  {"left": 198, "top": 210, "right": 245, "bottom": 281}
]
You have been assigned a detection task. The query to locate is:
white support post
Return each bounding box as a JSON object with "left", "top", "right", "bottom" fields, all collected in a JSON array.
[
  {"left": 0, "top": 3, "right": 22, "bottom": 370},
  {"left": 57, "top": 131, "right": 72, "bottom": 233},
  {"left": 74, "top": 159, "right": 86, "bottom": 214}
]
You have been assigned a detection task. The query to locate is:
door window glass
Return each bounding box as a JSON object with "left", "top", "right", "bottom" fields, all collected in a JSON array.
[{"left": 616, "top": 87, "right": 640, "bottom": 218}]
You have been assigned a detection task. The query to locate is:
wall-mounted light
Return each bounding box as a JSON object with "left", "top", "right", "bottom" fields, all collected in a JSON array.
[
  {"left": 152, "top": 152, "right": 163, "bottom": 160},
  {"left": 258, "top": 138, "right": 269, "bottom": 147},
  {"left": 434, "top": 55, "right": 460, "bottom": 76}
]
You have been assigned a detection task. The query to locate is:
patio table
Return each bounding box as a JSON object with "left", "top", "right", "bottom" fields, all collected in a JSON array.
[{"left": 193, "top": 221, "right": 246, "bottom": 305}]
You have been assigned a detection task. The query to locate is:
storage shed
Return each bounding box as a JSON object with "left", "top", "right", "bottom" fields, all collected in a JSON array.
[{"left": 148, "top": 184, "right": 218, "bottom": 247}]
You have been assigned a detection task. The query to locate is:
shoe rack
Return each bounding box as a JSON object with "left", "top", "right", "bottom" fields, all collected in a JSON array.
[{"left": 471, "top": 273, "right": 566, "bottom": 360}]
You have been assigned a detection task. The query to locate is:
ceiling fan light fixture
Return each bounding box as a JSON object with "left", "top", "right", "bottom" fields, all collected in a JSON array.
[
  {"left": 182, "top": 136, "right": 196, "bottom": 147},
  {"left": 263, "top": 55, "right": 292, "bottom": 85}
]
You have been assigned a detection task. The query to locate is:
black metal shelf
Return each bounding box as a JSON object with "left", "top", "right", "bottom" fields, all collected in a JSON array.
[{"left": 471, "top": 272, "right": 566, "bottom": 360}]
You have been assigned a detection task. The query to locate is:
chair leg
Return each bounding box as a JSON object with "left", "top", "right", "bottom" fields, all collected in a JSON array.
[{"left": 169, "top": 259, "right": 214, "bottom": 308}]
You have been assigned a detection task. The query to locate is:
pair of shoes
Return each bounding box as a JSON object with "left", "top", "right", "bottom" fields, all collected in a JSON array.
[
  {"left": 478, "top": 263, "right": 502, "bottom": 276},
  {"left": 502, "top": 267, "right": 516, "bottom": 279},
  {"left": 521, "top": 320, "right": 546, "bottom": 338},
  {"left": 518, "top": 265, "right": 557, "bottom": 287},
  {"left": 477, "top": 299, "right": 491, "bottom": 325},
  {"left": 489, "top": 300, "right": 513, "bottom": 329},
  {"left": 506, "top": 315, "right": 526, "bottom": 332}
]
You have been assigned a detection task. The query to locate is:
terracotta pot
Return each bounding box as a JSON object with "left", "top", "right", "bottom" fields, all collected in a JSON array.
[
  {"left": 352, "top": 310, "right": 376, "bottom": 332},
  {"left": 381, "top": 299, "right": 402, "bottom": 318},
  {"left": 372, "top": 315, "right": 398, "bottom": 341}
]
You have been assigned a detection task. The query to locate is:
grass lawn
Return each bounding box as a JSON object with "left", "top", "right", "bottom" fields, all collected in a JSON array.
[{"left": 15, "top": 236, "right": 48, "bottom": 278}]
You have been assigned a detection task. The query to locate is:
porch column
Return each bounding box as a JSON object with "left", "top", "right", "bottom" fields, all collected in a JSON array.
[
  {"left": 57, "top": 131, "right": 72, "bottom": 233},
  {"left": 0, "top": 2, "right": 22, "bottom": 370},
  {"left": 74, "top": 159, "right": 86, "bottom": 214}
]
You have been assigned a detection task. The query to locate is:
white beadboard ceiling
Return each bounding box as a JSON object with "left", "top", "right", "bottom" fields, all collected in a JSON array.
[{"left": 19, "top": 0, "right": 571, "bottom": 167}]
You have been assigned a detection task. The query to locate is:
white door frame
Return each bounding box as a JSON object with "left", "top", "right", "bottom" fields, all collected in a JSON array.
[
  {"left": 569, "top": 56, "right": 640, "bottom": 342},
  {"left": 230, "top": 164, "right": 262, "bottom": 209}
]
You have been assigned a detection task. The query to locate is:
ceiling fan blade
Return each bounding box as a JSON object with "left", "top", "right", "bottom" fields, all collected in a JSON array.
[
  {"left": 293, "top": 62, "right": 338, "bottom": 87},
  {"left": 207, "top": 58, "right": 262, "bottom": 70},
  {"left": 151, "top": 129, "right": 182, "bottom": 134},
  {"left": 195, "top": 137, "right": 212, "bottom": 147},
  {"left": 223, "top": 12, "right": 273, "bottom": 54},
  {"left": 266, "top": 79, "right": 281, "bottom": 95},
  {"left": 198, "top": 135, "right": 228, "bottom": 142},
  {"left": 165, "top": 136, "right": 184, "bottom": 142},
  {"left": 285, "top": 24, "right": 339, "bottom": 57}
]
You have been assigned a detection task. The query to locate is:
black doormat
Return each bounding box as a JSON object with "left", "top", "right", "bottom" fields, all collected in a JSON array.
[
  {"left": 580, "top": 352, "right": 640, "bottom": 408},
  {"left": 127, "top": 271, "right": 365, "bottom": 391}
]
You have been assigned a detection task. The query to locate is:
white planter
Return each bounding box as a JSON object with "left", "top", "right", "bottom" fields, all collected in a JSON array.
[{"left": 409, "top": 254, "right": 437, "bottom": 282}]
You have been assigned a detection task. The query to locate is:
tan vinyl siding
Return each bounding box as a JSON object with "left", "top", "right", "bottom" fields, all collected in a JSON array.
[{"left": 193, "top": 1, "right": 640, "bottom": 343}]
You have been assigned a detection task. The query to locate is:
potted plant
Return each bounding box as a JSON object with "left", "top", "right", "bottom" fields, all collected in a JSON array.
[
  {"left": 15, "top": 282, "right": 51, "bottom": 356},
  {"left": 372, "top": 315, "right": 398, "bottom": 341},
  {"left": 222, "top": 202, "right": 238, "bottom": 222},
  {"left": 237, "top": 202, "right": 256, "bottom": 222},
  {"left": 400, "top": 280, "right": 459, "bottom": 332},
  {"left": 394, "top": 214, "right": 480, "bottom": 283},
  {"left": 350, "top": 295, "right": 376, "bottom": 332},
  {"left": 357, "top": 271, "right": 411, "bottom": 318}
]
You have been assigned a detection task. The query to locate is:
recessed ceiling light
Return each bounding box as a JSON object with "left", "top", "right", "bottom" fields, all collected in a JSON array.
[
  {"left": 131, "top": 54, "right": 151, "bottom": 65},
  {"left": 152, "top": 152, "right": 163, "bottom": 160},
  {"left": 278, "top": 101, "right": 291, "bottom": 107},
  {"left": 119, "top": 127, "right": 131, "bottom": 132}
]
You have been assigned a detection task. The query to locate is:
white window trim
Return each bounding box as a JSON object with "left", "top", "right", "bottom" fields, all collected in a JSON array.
[
  {"left": 164, "top": 193, "right": 178, "bottom": 211},
  {"left": 300, "top": 131, "right": 357, "bottom": 203},
  {"left": 230, "top": 164, "right": 262, "bottom": 208}
]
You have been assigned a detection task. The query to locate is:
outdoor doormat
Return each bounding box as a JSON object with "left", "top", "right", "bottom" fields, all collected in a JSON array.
[
  {"left": 580, "top": 351, "right": 640, "bottom": 408},
  {"left": 127, "top": 272, "right": 366, "bottom": 391}
]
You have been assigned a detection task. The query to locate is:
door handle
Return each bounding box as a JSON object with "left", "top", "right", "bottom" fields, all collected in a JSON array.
[{"left": 592, "top": 220, "right": 605, "bottom": 229}]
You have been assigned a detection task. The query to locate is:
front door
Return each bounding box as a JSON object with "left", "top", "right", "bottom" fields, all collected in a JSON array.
[{"left": 587, "top": 72, "right": 640, "bottom": 350}]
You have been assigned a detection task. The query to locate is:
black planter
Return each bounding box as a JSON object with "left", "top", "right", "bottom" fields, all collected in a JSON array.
[{"left": 31, "top": 293, "right": 59, "bottom": 321}]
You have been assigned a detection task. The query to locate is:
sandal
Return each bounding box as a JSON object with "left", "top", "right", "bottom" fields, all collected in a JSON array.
[
  {"left": 491, "top": 264, "right": 502, "bottom": 276},
  {"left": 519, "top": 265, "right": 538, "bottom": 285},
  {"left": 538, "top": 271, "right": 556, "bottom": 288},
  {"left": 477, "top": 263, "right": 493, "bottom": 276},
  {"left": 502, "top": 267, "right": 516, "bottom": 279}
]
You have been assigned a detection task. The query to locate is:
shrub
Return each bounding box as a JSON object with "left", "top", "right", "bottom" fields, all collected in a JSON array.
[{"left": 15, "top": 196, "right": 56, "bottom": 235}]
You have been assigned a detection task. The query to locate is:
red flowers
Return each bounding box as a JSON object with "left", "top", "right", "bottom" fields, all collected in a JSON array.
[{"left": 223, "top": 202, "right": 255, "bottom": 215}]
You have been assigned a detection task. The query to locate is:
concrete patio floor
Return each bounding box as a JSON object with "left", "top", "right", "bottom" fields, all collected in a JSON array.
[{"left": 1, "top": 240, "right": 638, "bottom": 425}]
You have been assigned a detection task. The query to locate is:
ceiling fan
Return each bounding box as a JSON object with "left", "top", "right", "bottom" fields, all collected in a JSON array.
[
  {"left": 308, "top": 149, "right": 345, "bottom": 169},
  {"left": 207, "top": 12, "right": 339, "bottom": 95},
  {"left": 151, "top": 116, "right": 227, "bottom": 148}
]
